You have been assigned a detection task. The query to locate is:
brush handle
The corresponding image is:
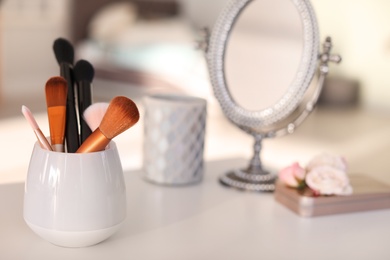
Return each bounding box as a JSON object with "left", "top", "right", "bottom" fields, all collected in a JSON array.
[
  {"left": 76, "top": 129, "right": 110, "bottom": 153},
  {"left": 52, "top": 144, "right": 64, "bottom": 153},
  {"left": 47, "top": 106, "right": 66, "bottom": 149},
  {"left": 61, "top": 63, "right": 80, "bottom": 152},
  {"left": 34, "top": 129, "right": 53, "bottom": 151},
  {"left": 77, "top": 80, "right": 93, "bottom": 143}
]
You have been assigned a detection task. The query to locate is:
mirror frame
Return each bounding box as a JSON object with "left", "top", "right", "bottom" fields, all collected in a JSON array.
[{"left": 206, "top": 0, "right": 320, "bottom": 130}]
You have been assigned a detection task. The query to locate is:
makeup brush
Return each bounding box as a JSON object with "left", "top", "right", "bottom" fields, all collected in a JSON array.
[
  {"left": 53, "top": 37, "right": 79, "bottom": 152},
  {"left": 83, "top": 102, "right": 109, "bottom": 131},
  {"left": 45, "top": 76, "right": 68, "bottom": 152},
  {"left": 21, "top": 105, "right": 53, "bottom": 151},
  {"left": 76, "top": 96, "right": 139, "bottom": 153},
  {"left": 74, "top": 59, "right": 94, "bottom": 143}
]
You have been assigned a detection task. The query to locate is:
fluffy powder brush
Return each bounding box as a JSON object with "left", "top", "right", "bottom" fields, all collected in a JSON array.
[{"left": 76, "top": 96, "right": 139, "bottom": 153}]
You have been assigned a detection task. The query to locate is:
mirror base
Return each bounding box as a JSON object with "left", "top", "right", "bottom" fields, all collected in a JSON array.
[{"left": 219, "top": 169, "right": 276, "bottom": 192}]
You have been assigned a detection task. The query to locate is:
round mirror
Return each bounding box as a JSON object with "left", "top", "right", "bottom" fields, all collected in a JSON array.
[
  {"left": 206, "top": 0, "right": 341, "bottom": 191},
  {"left": 225, "top": 0, "right": 303, "bottom": 112}
]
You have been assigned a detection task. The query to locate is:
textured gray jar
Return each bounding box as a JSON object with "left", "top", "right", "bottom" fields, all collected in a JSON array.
[{"left": 143, "top": 94, "right": 207, "bottom": 185}]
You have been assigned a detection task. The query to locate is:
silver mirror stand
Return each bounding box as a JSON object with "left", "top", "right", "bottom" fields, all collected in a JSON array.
[{"left": 216, "top": 37, "right": 341, "bottom": 192}]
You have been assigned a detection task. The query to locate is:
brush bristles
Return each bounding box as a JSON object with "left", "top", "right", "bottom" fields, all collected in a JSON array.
[
  {"left": 83, "top": 102, "right": 109, "bottom": 131},
  {"left": 45, "top": 76, "right": 68, "bottom": 107},
  {"left": 99, "top": 96, "right": 140, "bottom": 139},
  {"left": 74, "top": 59, "right": 95, "bottom": 83},
  {"left": 53, "top": 38, "right": 74, "bottom": 65}
]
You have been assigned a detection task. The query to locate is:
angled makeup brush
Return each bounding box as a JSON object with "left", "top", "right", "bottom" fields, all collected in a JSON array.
[
  {"left": 74, "top": 59, "right": 94, "bottom": 143},
  {"left": 21, "top": 105, "right": 53, "bottom": 151},
  {"left": 76, "top": 96, "right": 140, "bottom": 153},
  {"left": 83, "top": 102, "right": 109, "bottom": 132},
  {"left": 45, "top": 76, "right": 68, "bottom": 152},
  {"left": 53, "top": 38, "right": 79, "bottom": 152}
]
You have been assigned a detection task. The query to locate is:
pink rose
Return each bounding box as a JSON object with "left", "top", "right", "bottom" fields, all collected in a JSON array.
[
  {"left": 305, "top": 165, "right": 353, "bottom": 196},
  {"left": 306, "top": 153, "right": 347, "bottom": 172},
  {"left": 278, "top": 162, "right": 306, "bottom": 188}
]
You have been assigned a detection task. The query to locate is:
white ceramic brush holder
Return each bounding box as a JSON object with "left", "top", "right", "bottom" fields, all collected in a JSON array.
[{"left": 23, "top": 141, "right": 126, "bottom": 247}]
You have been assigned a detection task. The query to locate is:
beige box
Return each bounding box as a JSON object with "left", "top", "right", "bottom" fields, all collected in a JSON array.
[{"left": 274, "top": 175, "right": 390, "bottom": 217}]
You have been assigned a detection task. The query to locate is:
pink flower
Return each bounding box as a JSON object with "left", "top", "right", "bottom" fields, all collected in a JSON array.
[
  {"left": 278, "top": 162, "right": 306, "bottom": 188},
  {"left": 306, "top": 153, "right": 347, "bottom": 172},
  {"left": 305, "top": 165, "right": 353, "bottom": 196}
]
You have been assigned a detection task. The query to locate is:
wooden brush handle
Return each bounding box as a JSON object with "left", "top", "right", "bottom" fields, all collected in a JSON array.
[{"left": 76, "top": 129, "right": 110, "bottom": 153}]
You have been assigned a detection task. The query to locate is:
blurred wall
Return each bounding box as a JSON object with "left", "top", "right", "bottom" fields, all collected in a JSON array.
[
  {"left": 182, "top": 0, "right": 390, "bottom": 112},
  {"left": 1, "top": 0, "right": 390, "bottom": 112},
  {"left": 0, "top": 0, "right": 70, "bottom": 100},
  {"left": 311, "top": 0, "right": 390, "bottom": 112}
]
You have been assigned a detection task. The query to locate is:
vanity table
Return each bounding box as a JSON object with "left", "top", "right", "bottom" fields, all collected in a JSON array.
[
  {"left": 1, "top": 154, "right": 390, "bottom": 259},
  {"left": 2, "top": 106, "right": 390, "bottom": 259}
]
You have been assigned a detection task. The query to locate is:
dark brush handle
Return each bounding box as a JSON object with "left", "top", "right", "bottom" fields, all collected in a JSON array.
[{"left": 61, "top": 63, "right": 80, "bottom": 152}]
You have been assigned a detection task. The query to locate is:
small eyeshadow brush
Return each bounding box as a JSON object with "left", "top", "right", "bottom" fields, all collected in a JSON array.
[
  {"left": 74, "top": 59, "right": 94, "bottom": 143},
  {"left": 21, "top": 105, "right": 53, "bottom": 151},
  {"left": 53, "top": 37, "right": 79, "bottom": 152},
  {"left": 45, "top": 76, "right": 68, "bottom": 152},
  {"left": 76, "top": 96, "right": 139, "bottom": 153}
]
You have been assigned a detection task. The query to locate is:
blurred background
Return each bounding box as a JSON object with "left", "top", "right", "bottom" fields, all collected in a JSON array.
[
  {"left": 1, "top": 0, "right": 390, "bottom": 117},
  {"left": 1, "top": 0, "right": 390, "bottom": 184}
]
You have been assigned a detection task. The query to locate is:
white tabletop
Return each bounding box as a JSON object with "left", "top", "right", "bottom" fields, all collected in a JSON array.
[
  {"left": 1, "top": 157, "right": 390, "bottom": 259},
  {"left": 2, "top": 105, "right": 390, "bottom": 259}
]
